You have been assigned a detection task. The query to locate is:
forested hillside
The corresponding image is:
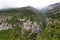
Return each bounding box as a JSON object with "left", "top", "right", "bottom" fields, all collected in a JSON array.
[
  {"left": 36, "top": 2, "right": 60, "bottom": 40},
  {"left": 0, "top": 3, "right": 60, "bottom": 40},
  {"left": 0, "top": 6, "right": 42, "bottom": 40}
]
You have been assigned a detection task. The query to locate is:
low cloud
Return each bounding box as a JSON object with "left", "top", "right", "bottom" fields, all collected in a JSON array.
[{"left": 0, "top": 0, "right": 60, "bottom": 9}]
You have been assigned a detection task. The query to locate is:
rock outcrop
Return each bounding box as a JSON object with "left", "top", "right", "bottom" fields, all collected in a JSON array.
[
  {"left": 0, "top": 23, "right": 12, "bottom": 30},
  {"left": 23, "top": 19, "right": 41, "bottom": 33}
]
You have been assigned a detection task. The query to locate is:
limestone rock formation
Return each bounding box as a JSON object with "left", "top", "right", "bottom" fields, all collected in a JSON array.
[{"left": 23, "top": 19, "right": 41, "bottom": 33}]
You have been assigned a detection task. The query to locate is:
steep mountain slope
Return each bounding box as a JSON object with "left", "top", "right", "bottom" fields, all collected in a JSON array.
[
  {"left": 36, "top": 2, "right": 60, "bottom": 40},
  {"left": 40, "top": 2, "right": 60, "bottom": 17},
  {"left": 0, "top": 2, "right": 60, "bottom": 40},
  {"left": 0, "top": 6, "right": 43, "bottom": 40}
]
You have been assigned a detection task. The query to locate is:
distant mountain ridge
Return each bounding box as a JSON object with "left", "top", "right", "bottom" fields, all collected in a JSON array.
[{"left": 40, "top": 2, "right": 60, "bottom": 17}]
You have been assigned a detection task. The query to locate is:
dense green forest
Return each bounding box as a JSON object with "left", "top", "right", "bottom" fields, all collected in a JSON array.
[{"left": 0, "top": 3, "right": 60, "bottom": 40}]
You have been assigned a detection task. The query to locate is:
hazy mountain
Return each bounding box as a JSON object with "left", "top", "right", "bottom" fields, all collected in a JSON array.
[
  {"left": 36, "top": 2, "right": 60, "bottom": 40},
  {"left": 0, "top": 2, "right": 60, "bottom": 40},
  {"left": 0, "top": 6, "right": 43, "bottom": 40}
]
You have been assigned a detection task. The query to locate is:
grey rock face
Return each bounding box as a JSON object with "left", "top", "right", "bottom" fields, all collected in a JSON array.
[
  {"left": 23, "top": 19, "right": 41, "bottom": 33},
  {"left": 0, "top": 23, "right": 12, "bottom": 30}
]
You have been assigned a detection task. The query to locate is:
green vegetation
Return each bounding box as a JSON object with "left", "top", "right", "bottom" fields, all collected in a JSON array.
[
  {"left": 36, "top": 21, "right": 60, "bottom": 40},
  {"left": 0, "top": 3, "right": 60, "bottom": 40},
  {"left": 0, "top": 7, "right": 41, "bottom": 40},
  {"left": 36, "top": 3, "right": 60, "bottom": 40}
]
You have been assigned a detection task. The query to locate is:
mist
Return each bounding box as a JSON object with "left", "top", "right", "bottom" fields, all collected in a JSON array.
[{"left": 0, "top": 0, "right": 60, "bottom": 9}]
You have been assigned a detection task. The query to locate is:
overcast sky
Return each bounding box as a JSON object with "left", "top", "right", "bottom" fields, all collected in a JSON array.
[{"left": 0, "top": 0, "right": 60, "bottom": 9}]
